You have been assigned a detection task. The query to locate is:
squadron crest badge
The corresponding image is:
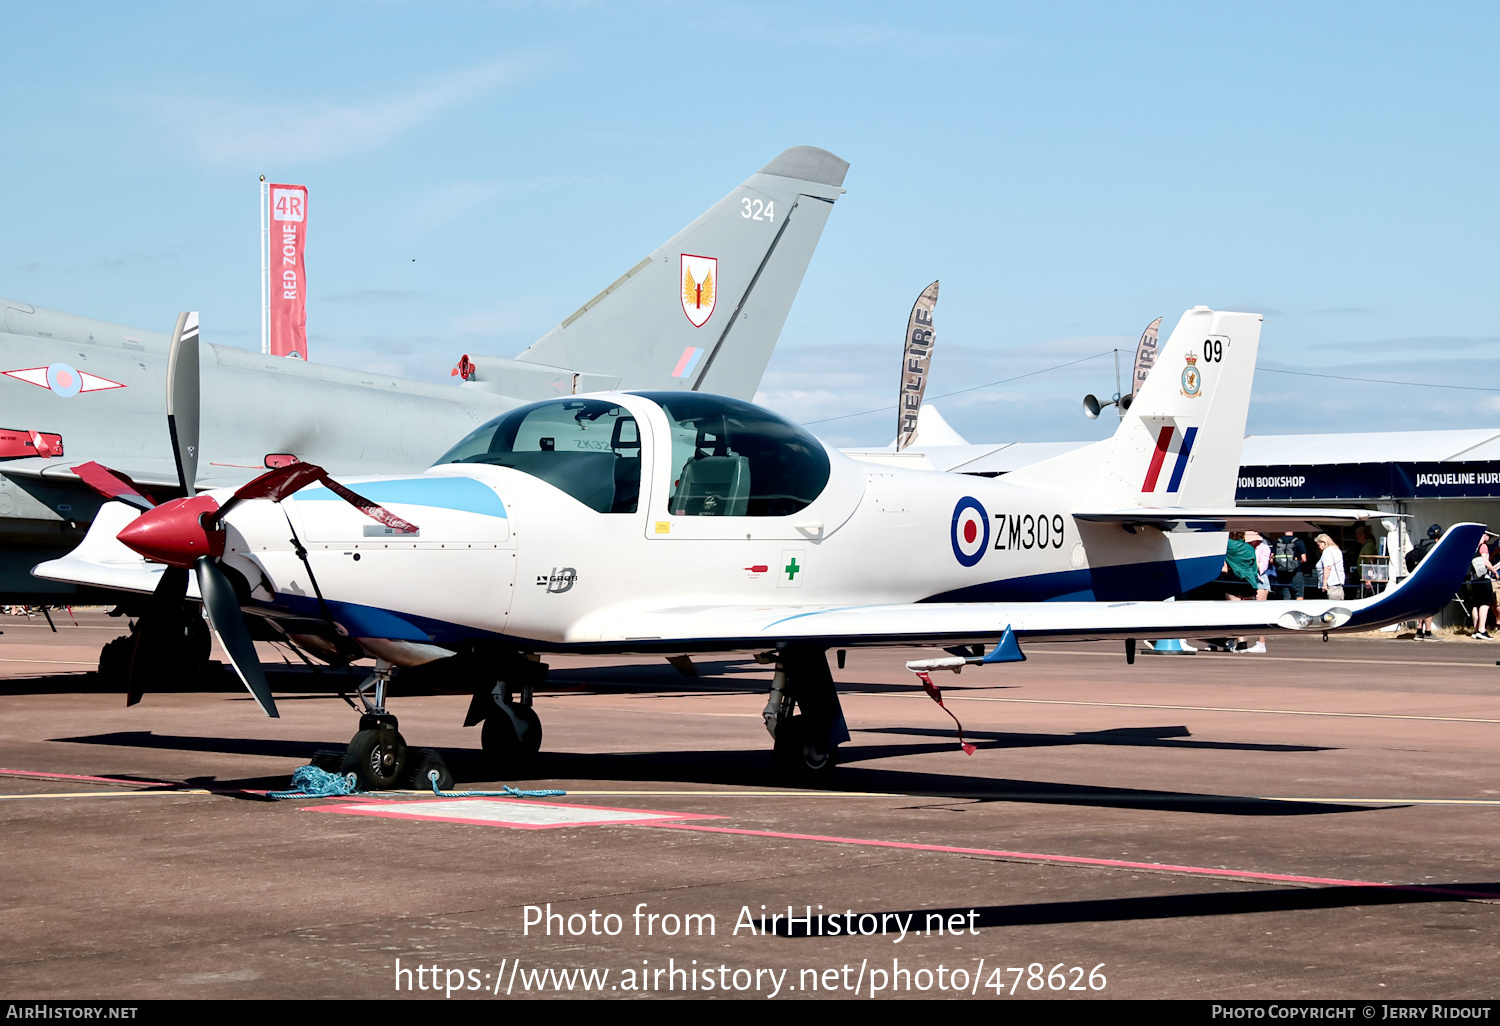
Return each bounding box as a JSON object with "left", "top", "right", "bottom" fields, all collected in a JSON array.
[
  {"left": 680, "top": 254, "right": 717, "bottom": 327},
  {"left": 1180, "top": 352, "right": 1201, "bottom": 398}
]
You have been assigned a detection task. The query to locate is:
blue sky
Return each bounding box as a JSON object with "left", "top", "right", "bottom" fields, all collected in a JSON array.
[{"left": 5, "top": 2, "right": 1499, "bottom": 447}]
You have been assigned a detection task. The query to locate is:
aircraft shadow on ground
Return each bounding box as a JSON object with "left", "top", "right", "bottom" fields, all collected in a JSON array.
[
  {"left": 1, "top": 665, "right": 1009, "bottom": 701},
  {"left": 768, "top": 883, "right": 1500, "bottom": 936},
  {"left": 49, "top": 730, "right": 1375, "bottom": 815},
  {"left": 852, "top": 724, "right": 1331, "bottom": 754}
]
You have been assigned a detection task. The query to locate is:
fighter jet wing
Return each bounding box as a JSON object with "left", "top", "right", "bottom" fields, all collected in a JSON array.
[
  {"left": 570, "top": 523, "right": 1479, "bottom": 649},
  {"left": 1, "top": 455, "right": 278, "bottom": 490}
]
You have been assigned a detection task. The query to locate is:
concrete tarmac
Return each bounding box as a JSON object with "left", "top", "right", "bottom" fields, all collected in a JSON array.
[{"left": 1, "top": 610, "right": 1497, "bottom": 1000}]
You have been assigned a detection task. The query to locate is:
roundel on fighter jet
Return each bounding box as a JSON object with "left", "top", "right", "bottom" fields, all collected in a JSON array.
[
  {"left": 47, "top": 363, "right": 84, "bottom": 397},
  {"left": 950, "top": 496, "right": 989, "bottom": 567}
]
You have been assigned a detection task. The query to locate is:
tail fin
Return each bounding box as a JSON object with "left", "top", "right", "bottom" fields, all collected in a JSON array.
[
  {"left": 474, "top": 146, "right": 848, "bottom": 402},
  {"left": 1005, "top": 306, "right": 1262, "bottom": 506}
]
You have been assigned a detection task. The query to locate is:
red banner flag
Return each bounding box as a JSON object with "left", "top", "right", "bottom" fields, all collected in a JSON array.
[{"left": 267, "top": 183, "right": 308, "bottom": 359}]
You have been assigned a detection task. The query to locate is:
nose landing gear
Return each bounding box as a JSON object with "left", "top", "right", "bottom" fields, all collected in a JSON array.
[{"left": 338, "top": 662, "right": 409, "bottom": 790}]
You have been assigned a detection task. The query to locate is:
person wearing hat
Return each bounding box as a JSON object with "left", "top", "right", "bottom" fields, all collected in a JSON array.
[
  {"left": 1240, "top": 529, "right": 1271, "bottom": 653},
  {"left": 1410, "top": 524, "right": 1442, "bottom": 639},
  {"left": 1220, "top": 531, "right": 1262, "bottom": 652}
]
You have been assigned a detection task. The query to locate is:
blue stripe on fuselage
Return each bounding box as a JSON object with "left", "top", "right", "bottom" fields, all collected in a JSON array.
[
  {"left": 1166, "top": 426, "right": 1198, "bottom": 494},
  {"left": 922, "top": 554, "right": 1225, "bottom": 603},
  {"left": 296, "top": 476, "right": 506, "bottom": 518}
]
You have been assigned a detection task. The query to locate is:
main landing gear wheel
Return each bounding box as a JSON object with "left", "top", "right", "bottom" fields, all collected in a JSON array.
[
  {"left": 98, "top": 634, "right": 134, "bottom": 683},
  {"left": 481, "top": 704, "right": 542, "bottom": 774},
  {"left": 343, "top": 726, "right": 409, "bottom": 791},
  {"left": 773, "top": 713, "right": 836, "bottom": 781}
]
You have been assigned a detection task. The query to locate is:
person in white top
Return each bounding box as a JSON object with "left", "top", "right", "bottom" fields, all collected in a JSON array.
[{"left": 1314, "top": 533, "right": 1345, "bottom": 603}]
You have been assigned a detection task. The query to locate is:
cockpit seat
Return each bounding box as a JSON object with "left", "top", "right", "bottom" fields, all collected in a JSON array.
[{"left": 673, "top": 455, "right": 749, "bottom": 516}]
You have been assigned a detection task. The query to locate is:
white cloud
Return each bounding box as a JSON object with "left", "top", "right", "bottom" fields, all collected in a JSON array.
[
  {"left": 127, "top": 58, "right": 537, "bottom": 166},
  {"left": 404, "top": 175, "right": 599, "bottom": 232},
  {"left": 451, "top": 295, "right": 573, "bottom": 337}
]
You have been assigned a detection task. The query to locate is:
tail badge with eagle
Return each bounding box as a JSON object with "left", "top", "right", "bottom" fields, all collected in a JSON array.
[{"left": 680, "top": 253, "right": 717, "bottom": 327}]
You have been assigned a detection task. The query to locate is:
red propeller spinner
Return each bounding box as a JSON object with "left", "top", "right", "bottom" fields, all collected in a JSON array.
[{"left": 115, "top": 495, "right": 226, "bottom": 568}]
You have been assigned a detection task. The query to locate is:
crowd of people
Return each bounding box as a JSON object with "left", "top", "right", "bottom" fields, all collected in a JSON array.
[
  {"left": 1208, "top": 525, "right": 1404, "bottom": 653},
  {"left": 1209, "top": 521, "right": 1500, "bottom": 645}
]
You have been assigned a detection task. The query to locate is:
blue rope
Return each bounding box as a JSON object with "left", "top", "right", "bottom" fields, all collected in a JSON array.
[
  {"left": 268, "top": 765, "right": 361, "bottom": 799},
  {"left": 424, "top": 770, "right": 566, "bottom": 798},
  {"left": 266, "top": 764, "right": 567, "bottom": 800}
]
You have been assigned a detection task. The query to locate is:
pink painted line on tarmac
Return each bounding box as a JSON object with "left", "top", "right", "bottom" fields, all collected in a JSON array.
[
  {"left": 0, "top": 767, "right": 178, "bottom": 788},
  {"left": 640, "top": 822, "right": 1500, "bottom": 900}
]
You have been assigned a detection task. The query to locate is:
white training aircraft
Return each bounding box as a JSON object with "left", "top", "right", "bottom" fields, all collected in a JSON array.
[{"left": 37, "top": 306, "right": 1480, "bottom": 787}]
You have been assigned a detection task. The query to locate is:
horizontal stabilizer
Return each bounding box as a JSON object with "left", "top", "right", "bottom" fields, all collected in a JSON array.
[
  {"left": 451, "top": 355, "right": 620, "bottom": 401},
  {"left": 1073, "top": 506, "right": 1387, "bottom": 530},
  {"left": 1005, "top": 308, "right": 1261, "bottom": 507}
]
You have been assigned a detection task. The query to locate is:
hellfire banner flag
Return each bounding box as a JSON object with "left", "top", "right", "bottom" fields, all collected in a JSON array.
[
  {"left": 267, "top": 183, "right": 309, "bottom": 359},
  {"left": 1130, "top": 316, "right": 1162, "bottom": 398},
  {"left": 896, "top": 281, "right": 939, "bottom": 451}
]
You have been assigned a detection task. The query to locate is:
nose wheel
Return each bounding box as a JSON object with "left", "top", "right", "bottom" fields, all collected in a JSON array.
[{"left": 343, "top": 715, "right": 408, "bottom": 790}]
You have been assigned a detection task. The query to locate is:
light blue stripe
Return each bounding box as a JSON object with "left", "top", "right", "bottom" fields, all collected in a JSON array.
[{"left": 296, "top": 477, "right": 506, "bottom": 518}]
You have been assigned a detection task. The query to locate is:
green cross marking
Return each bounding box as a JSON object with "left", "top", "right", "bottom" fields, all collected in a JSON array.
[{"left": 785, "top": 557, "right": 800, "bottom": 580}]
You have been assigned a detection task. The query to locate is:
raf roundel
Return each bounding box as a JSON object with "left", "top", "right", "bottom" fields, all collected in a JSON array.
[
  {"left": 950, "top": 496, "right": 990, "bottom": 567},
  {"left": 47, "top": 363, "right": 83, "bottom": 398}
]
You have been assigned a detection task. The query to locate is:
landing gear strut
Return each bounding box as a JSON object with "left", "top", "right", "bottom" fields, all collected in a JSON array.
[
  {"left": 466, "top": 652, "right": 547, "bottom": 776},
  {"left": 310, "top": 662, "right": 453, "bottom": 790},
  {"left": 341, "top": 662, "right": 408, "bottom": 790},
  {"left": 764, "top": 646, "right": 849, "bottom": 782}
]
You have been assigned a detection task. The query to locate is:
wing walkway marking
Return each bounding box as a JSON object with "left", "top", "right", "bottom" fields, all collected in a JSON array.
[
  {"left": 638, "top": 821, "right": 1500, "bottom": 899},
  {"left": 938, "top": 696, "right": 1500, "bottom": 725}
]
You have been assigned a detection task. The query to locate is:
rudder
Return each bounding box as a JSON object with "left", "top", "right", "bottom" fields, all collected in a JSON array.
[
  {"left": 1005, "top": 306, "right": 1262, "bottom": 507},
  {"left": 505, "top": 146, "right": 849, "bottom": 401}
]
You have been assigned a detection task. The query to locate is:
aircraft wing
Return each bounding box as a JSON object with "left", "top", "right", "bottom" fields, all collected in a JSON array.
[
  {"left": 1072, "top": 506, "right": 1387, "bottom": 531},
  {"left": 571, "top": 523, "right": 1480, "bottom": 651},
  {"left": 0, "top": 455, "right": 262, "bottom": 490}
]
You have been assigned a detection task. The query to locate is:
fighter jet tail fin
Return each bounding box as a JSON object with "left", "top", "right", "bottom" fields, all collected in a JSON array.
[
  {"left": 491, "top": 146, "right": 848, "bottom": 402},
  {"left": 1004, "top": 307, "right": 1262, "bottom": 508}
]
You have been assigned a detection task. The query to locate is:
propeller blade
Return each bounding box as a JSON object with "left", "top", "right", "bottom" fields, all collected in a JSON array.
[
  {"left": 166, "top": 312, "right": 201, "bottom": 497},
  {"left": 73, "top": 461, "right": 155, "bottom": 511},
  {"left": 194, "top": 556, "right": 278, "bottom": 718}
]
